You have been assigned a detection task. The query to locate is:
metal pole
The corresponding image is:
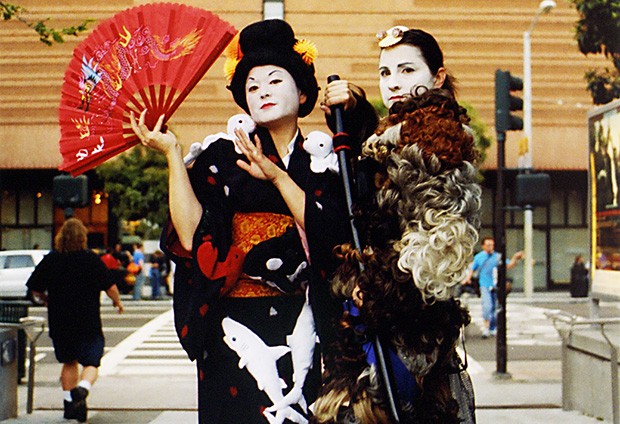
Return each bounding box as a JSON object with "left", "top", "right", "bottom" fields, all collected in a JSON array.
[
  {"left": 522, "top": 30, "right": 535, "bottom": 299},
  {"left": 327, "top": 74, "right": 401, "bottom": 423},
  {"left": 495, "top": 131, "right": 509, "bottom": 377},
  {"left": 26, "top": 338, "right": 36, "bottom": 414}
]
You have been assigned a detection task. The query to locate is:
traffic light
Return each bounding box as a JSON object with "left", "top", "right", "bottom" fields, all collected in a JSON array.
[
  {"left": 495, "top": 70, "right": 523, "bottom": 132},
  {"left": 515, "top": 173, "right": 551, "bottom": 207},
  {"left": 53, "top": 174, "right": 89, "bottom": 208}
]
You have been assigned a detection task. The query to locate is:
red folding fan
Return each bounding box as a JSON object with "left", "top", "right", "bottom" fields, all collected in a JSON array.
[{"left": 58, "top": 3, "right": 237, "bottom": 176}]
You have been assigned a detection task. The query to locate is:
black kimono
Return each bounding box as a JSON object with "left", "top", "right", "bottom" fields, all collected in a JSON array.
[{"left": 162, "top": 126, "right": 350, "bottom": 423}]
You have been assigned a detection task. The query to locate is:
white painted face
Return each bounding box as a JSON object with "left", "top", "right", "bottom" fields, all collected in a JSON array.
[
  {"left": 379, "top": 44, "right": 436, "bottom": 109},
  {"left": 245, "top": 65, "right": 304, "bottom": 126}
]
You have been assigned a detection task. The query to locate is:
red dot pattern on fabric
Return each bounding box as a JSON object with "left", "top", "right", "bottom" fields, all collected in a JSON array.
[
  {"left": 268, "top": 154, "right": 279, "bottom": 163},
  {"left": 207, "top": 176, "right": 217, "bottom": 185},
  {"left": 180, "top": 325, "right": 188, "bottom": 338},
  {"left": 229, "top": 386, "right": 238, "bottom": 397},
  {"left": 199, "top": 304, "right": 209, "bottom": 317},
  {"left": 314, "top": 189, "right": 322, "bottom": 197},
  {"left": 199, "top": 369, "right": 205, "bottom": 381}
]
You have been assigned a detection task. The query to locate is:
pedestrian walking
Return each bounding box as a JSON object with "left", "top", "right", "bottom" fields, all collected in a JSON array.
[
  {"left": 463, "top": 237, "right": 523, "bottom": 337},
  {"left": 26, "top": 218, "right": 124, "bottom": 423},
  {"left": 149, "top": 250, "right": 165, "bottom": 299},
  {"left": 131, "top": 243, "right": 145, "bottom": 300}
]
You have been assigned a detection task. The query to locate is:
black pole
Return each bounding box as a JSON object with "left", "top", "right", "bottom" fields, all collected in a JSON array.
[
  {"left": 494, "top": 131, "right": 509, "bottom": 377},
  {"left": 327, "top": 75, "right": 401, "bottom": 423}
]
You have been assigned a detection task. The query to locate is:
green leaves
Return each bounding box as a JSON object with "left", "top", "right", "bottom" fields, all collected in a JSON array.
[
  {"left": 1, "top": 2, "right": 93, "bottom": 45},
  {"left": 570, "top": 0, "right": 620, "bottom": 104},
  {"left": 96, "top": 146, "right": 170, "bottom": 237}
]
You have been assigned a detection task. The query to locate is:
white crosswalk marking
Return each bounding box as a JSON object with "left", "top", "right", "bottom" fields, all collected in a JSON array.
[
  {"left": 100, "top": 309, "right": 195, "bottom": 376},
  {"left": 465, "top": 300, "right": 562, "bottom": 346}
]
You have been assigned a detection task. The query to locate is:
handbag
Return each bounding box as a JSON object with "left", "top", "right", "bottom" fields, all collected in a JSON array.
[{"left": 127, "top": 262, "right": 141, "bottom": 275}]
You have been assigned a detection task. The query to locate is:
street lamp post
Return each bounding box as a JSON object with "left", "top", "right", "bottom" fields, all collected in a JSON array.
[{"left": 522, "top": 0, "right": 555, "bottom": 298}]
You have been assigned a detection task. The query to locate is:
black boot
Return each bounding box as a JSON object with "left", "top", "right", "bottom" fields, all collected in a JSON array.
[
  {"left": 70, "top": 386, "right": 89, "bottom": 423},
  {"left": 63, "top": 400, "right": 76, "bottom": 419}
]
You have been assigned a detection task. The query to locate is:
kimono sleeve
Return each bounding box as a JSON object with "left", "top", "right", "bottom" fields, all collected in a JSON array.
[
  {"left": 304, "top": 169, "right": 351, "bottom": 348},
  {"left": 158, "top": 139, "right": 235, "bottom": 361},
  {"left": 160, "top": 140, "right": 233, "bottom": 265}
]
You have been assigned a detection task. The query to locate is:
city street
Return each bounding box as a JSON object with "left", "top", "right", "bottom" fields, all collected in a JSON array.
[{"left": 2, "top": 292, "right": 616, "bottom": 423}]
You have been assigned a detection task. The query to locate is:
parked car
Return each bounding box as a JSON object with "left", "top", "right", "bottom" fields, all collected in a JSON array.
[{"left": 0, "top": 250, "right": 49, "bottom": 301}]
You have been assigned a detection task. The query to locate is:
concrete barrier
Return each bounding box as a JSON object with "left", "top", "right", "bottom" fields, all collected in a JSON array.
[
  {"left": 0, "top": 328, "right": 18, "bottom": 420},
  {"left": 547, "top": 311, "right": 620, "bottom": 423}
]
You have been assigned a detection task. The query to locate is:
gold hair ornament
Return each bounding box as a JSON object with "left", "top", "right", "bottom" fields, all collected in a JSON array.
[{"left": 377, "top": 25, "right": 409, "bottom": 48}]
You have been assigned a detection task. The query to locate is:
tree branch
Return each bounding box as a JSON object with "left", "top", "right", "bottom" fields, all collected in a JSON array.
[{"left": 1, "top": 1, "right": 93, "bottom": 45}]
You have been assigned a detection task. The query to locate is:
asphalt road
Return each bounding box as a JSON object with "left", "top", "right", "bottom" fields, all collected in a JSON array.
[{"left": 23, "top": 297, "right": 175, "bottom": 365}]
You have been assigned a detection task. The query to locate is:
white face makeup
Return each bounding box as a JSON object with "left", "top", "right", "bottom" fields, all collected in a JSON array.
[
  {"left": 379, "top": 44, "right": 436, "bottom": 109},
  {"left": 245, "top": 65, "right": 303, "bottom": 127}
]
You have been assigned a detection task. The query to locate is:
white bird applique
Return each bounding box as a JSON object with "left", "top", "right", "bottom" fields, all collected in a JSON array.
[
  {"left": 266, "top": 288, "right": 316, "bottom": 415},
  {"left": 183, "top": 114, "right": 256, "bottom": 165},
  {"left": 302, "top": 130, "right": 339, "bottom": 174}
]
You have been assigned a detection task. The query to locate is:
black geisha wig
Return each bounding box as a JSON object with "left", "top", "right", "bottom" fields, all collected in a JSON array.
[{"left": 224, "top": 19, "right": 319, "bottom": 118}]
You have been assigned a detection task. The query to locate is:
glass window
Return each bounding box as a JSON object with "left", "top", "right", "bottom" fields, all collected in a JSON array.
[
  {"left": 567, "top": 189, "right": 585, "bottom": 227},
  {"left": 5, "top": 255, "right": 34, "bottom": 268},
  {"left": 549, "top": 190, "right": 564, "bottom": 226},
  {"left": 19, "top": 190, "right": 35, "bottom": 225},
  {"left": 480, "top": 188, "right": 494, "bottom": 227},
  {"left": 37, "top": 191, "right": 53, "bottom": 225},
  {"left": 1, "top": 189, "right": 16, "bottom": 225}
]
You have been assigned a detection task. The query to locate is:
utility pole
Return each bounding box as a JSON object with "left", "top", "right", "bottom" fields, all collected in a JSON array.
[{"left": 522, "top": 0, "right": 556, "bottom": 298}]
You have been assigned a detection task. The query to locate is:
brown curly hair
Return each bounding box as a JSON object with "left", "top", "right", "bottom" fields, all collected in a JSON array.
[
  {"left": 374, "top": 89, "right": 477, "bottom": 171},
  {"left": 315, "top": 245, "right": 471, "bottom": 423}
]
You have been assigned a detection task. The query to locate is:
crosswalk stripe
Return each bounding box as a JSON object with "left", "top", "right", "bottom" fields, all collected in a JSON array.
[{"left": 100, "top": 308, "right": 195, "bottom": 376}]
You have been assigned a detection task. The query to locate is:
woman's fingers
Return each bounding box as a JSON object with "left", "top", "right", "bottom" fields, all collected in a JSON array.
[
  {"left": 234, "top": 128, "right": 259, "bottom": 157},
  {"left": 129, "top": 111, "right": 140, "bottom": 136},
  {"left": 138, "top": 109, "right": 147, "bottom": 128},
  {"left": 154, "top": 114, "right": 165, "bottom": 133}
]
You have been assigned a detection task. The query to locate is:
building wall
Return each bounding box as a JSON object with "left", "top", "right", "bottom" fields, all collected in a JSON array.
[
  {"left": 0, "top": 0, "right": 608, "bottom": 170},
  {"left": 0, "top": 1, "right": 599, "bottom": 284}
]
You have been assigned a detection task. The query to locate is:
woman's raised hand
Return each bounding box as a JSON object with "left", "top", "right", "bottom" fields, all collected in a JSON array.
[
  {"left": 234, "top": 128, "right": 283, "bottom": 183},
  {"left": 130, "top": 110, "right": 180, "bottom": 157},
  {"left": 321, "top": 79, "right": 357, "bottom": 115}
]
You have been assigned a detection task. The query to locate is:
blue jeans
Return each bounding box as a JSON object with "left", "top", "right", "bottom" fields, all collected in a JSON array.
[
  {"left": 480, "top": 286, "right": 497, "bottom": 331},
  {"left": 133, "top": 272, "right": 145, "bottom": 300},
  {"left": 149, "top": 268, "right": 162, "bottom": 298}
]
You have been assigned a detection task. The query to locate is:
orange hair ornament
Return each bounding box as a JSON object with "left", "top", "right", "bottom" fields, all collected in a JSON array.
[
  {"left": 224, "top": 32, "right": 242, "bottom": 82},
  {"left": 293, "top": 39, "right": 318, "bottom": 65}
]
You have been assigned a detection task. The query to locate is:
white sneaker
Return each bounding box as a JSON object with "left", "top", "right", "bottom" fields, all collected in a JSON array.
[
  {"left": 481, "top": 329, "right": 491, "bottom": 338},
  {"left": 489, "top": 329, "right": 497, "bottom": 336}
]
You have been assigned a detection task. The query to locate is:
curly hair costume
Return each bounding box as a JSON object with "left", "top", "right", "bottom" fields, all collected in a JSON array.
[{"left": 312, "top": 90, "right": 481, "bottom": 424}]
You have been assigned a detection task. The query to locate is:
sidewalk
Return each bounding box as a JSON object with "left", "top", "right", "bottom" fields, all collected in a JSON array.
[{"left": 1, "top": 292, "right": 614, "bottom": 423}]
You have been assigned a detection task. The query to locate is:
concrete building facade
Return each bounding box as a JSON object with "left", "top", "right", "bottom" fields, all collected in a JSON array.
[{"left": 0, "top": 0, "right": 609, "bottom": 289}]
